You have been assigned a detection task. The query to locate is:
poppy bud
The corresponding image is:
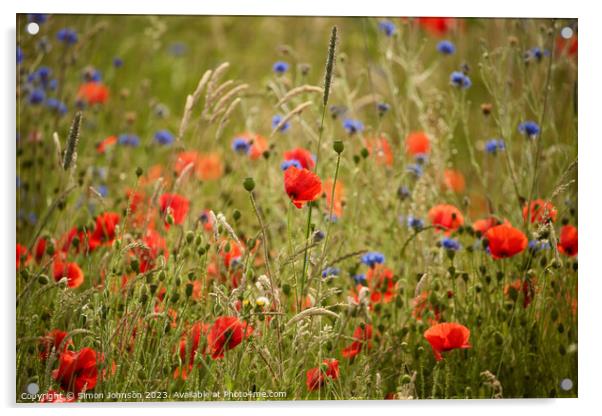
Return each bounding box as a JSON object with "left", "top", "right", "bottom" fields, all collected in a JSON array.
[
  {"left": 140, "top": 289, "right": 148, "bottom": 304},
  {"left": 38, "top": 274, "right": 49, "bottom": 285},
  {"left": 135, "top": 166, "right": 143, "bottom": 177},
  {"left": 282, "top": 283, "right": 291, "bottom": 296},
  {"left": 400, "top": 374, "right": 412, "bottom": 385},
  {"left": 353, "top": 155, "right": 361, "bottom": 164},
  {"left": 233, "top": 209, "right": 241, "bottom": 221},
  {"left": 557, "top": 323, "right": 565, "bottom": 333},
  {"left": 185, "top": 231, "right": 194, "bottom": 244},
  {"left": 185, "top": 283, "right": 194, "bottom": 298},
  {"left": 46, "top": 241, "right": 55, "bottom": 256},
  {"left": 197, "top": 247, "right": 206, "bottom": 256},
  {"left": 166, "top": 213, "right": 174, "bottom": 225},
  {"left": 333, "top": 140, "right": 344, "bottom": 154},
  {"left": 243, "top": 177, "right": 255, "bottom": 192},
  {"left": 130, "top": 258, "right": 140, "bottom": 273},
  {"left": 494, "top": 331, "right": 504, "bottom": 346},
  {"left": 481, "top": 103, "right": 493, "bottom": 115},
  {"left": 171, "top": 293, "right": 180, "bottom": 304},
  {"left": 551, "top": 308, "right": 559, "bottom": 322}
]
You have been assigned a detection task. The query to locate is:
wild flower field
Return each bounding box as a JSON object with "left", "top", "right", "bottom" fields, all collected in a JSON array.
[{"left": 16, "top": 14, "right": 578, "bottom": 402}]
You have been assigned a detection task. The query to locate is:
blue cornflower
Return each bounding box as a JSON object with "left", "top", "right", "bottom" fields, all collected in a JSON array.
[
  {"left": 97, "top": 185, "right": 108, "bottom": 197},
  {"left": 437, "top": 40, "right": 456, "bottom": 55},
  {"left": 28, "top": 14, "right": 48, "bottom": 24},
  {"left": 35, "top": 66, "right": 52, "bottom": 88},
  {"left": 527, "top": 47, "right": 550, "bottom": 62},
  {"left": 441, "top": 237, "right": 461, "bottom": 251},
  {"left": 169, "top": 42, "right": 187, "bottom": 56},
  {"left": 113, "top": 57, "right": 123, "bottom": 68},
  {"left": 232, "top": 137, "right": 251, "bottom": 154},
  {"left": 342, "top": 118, "right": 364, "bottom": 135},
  {"left": 484, "top": 139, "right": 505, "bottom": 155},
  {"left": 56, "top": 28, "right": 78, "bottom": 45},
  {"left": 406, "top": 163, "right": 423, "bottom": 177},
  {"left": 89, "top": 69, "right": 102, "bottom": 82},
  {"left": 27, "top": 212, "right": 37, "bottom": 225},
  {"left": 450, "top": 71, "right": 471, "bottom": 89},
  {"left": 321, "top": 267, "right": 340, "bottom": 278},
  {"left": 280, "top": 159, "right": 302, "bottom": 171},
  {"left": 46, "top": 98, "right": 67, "bottom": 115},
  {"left": 518, "top": 121, "right": 540, "bottom": 139},
  {"left": 353, "top": 274, "right": 367, "bottom": 286},
  {"left": 398, "top": 186, "right": 411, "bottom": 200},
  {"left": 17, "top": 47, "right": 23, "bottom": 65},
  {"left": 361, "top": 252, "right": 385, "bottom": 267},
  {"left": 154, "top": 130, "right": 174, "bottom": 146},
  {"left": 272, "top": 115, "right": 290, "bottom": 133},
  {"left": 118, "top": 134, "right": 140, "bottom": 147},
  {"left": 16, "top": 176, "right": 20, "bottom": 188},
  {"left": 28, "top": 89, "right": 45, "bottom": 105},
  {"left": 528, "top": 240, "right": 551, "bottom": 252},
  {"left": 273, "top": 61, "right": 289, "bottom": 74},
  {"left": 48, "top": 79, "right": 58, "bottom": 90},
  {"left": 407, "top": 216, "right": 425, "bottom": 231},
  {"left": 414, "top": 153, "right": 429, "bottom": 165},
  {"left": 379, "top": 20, "right": 396, "bottom": 37},
  {"left": 377, "top": 102, "right": 390, "bottom": 115}
]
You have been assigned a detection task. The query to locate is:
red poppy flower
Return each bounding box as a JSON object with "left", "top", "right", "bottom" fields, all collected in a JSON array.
[
  {"left": 34, "top": 237, "right": 53, "bottom": 263},
  {"left": 39, "top": 389, "right": 76, "bottom": 403},
  {"left": 89, "top": 211, "right": 120, "bottom": 250},
  {"left": 306, "top": 359, "right": 340, "bottom": 391},
  {"left": 364, "top": 137, "right": 393, "bottom": 166},
  {"left": 77, "top": 82, "right": 109, "bottom": 105},
  {"left": 405, "top": 131, "right": 431, "bottom": 157},
  {"left": 39, "top": 329, "right": 73, "bottom": 360},
  {"left": 247, "top": 133, "right": 269, "bottom": 160},
  {"left": 284, "top": 147, "right": 315, "bottom": 170},
  {"left": 220, "top": 239, "right": 244, "bottom": 269},
  {"left": 428, "top": 204, "right": 464, "bottom": 232},
  {"left": 16, "top": 243, "right": 31, "bottom": 269},
  {"left": 53, "top": 260, "right": 85, "bottom": 288},
  {"left": 175, "top": 322, "right": 210, "bottom": 380},
  {"left": 424, "top": 322, "right": 471, "bottom": 361},
  {"left": 284, "top": 166, "right": 322, "bottom": 209},
  {"left": 485, "top": 223, "right": 528, "bottom": 259},
  {"left": 364, "top": 264, "right": 396, "bottom": 304},
  {"left": 522, "top": 199, "right": 557, "bottom": 224},
  {"left": 174, "top": 151, "right": 200, "bottom": 176},
  {"left": 323, "top": 178, "right": 345, "bottom": 218},
  {"left": 342, "top": 324, "right": 373, "bottom": 359},
  {"left": 207, "top": 316, "right": 253, "bottom": 359},
  {"left": 558, "top": 224, "right": 578, "bottom": 257},
  {"left": 52, "top": 347, "right": 99, "bottom": 393},
  {"left": 196, "top": 152, "right": 224, "bottom": 180},
  {"left": 96, "top": 135, "right": 117, "bottom": 154},
  {"left": 417, "top": 17, "right": 457, "bottom": 37},
  {"left": 443, "top": 169, "right": 465, "bottom": 193},
  {"left": 556, "top": 34, "right": 578, "bottom": 57},
  {"left": 159, "top": 193, "right": 190, "bottom": 226},
  {"left": 135, "top": 229, "right": 168, "bottom": 272},
  {"left": 60, "top": 227, "right": 88, "bottom": 254},
  {"left": 472, "top": 217, "right": 501, "bottom": 235},
  {"left": 412, "top": 291, "right": 441, "bottom": 324},
  {"left": 504, "top": 278, "right": 536, "bottom": 308}
]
